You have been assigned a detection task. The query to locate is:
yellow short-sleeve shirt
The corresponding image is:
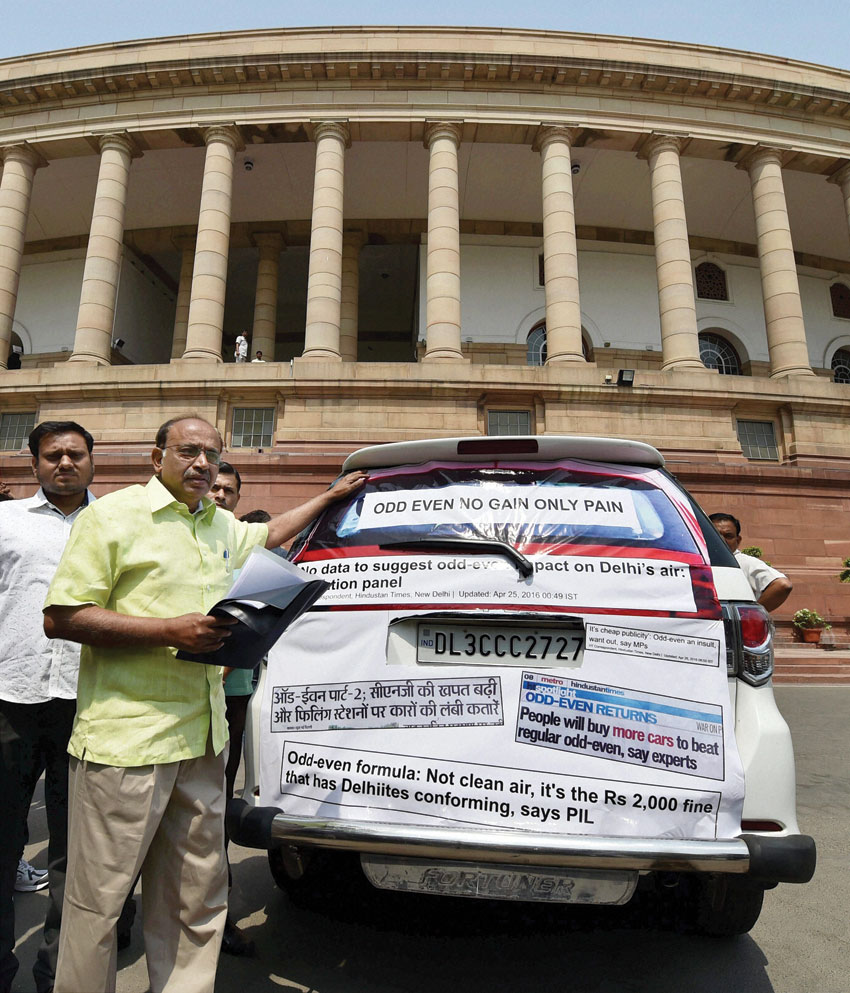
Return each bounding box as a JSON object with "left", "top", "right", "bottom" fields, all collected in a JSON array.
[{"left": 44, "top": 476, "right": 268, "bottom": 766}]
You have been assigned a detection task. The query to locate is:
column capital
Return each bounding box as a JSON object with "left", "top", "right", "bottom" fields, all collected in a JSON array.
[
  {"left": 533, "top": 125, "right": 581, "bottom": 153},
  {"left": 201, "top": 123, "right": 244, "bottom": 152},
  {"left": 251, "top": 230, "right": 285, "bottom": 252},
  {"left": 737, "top": 144, "right": 791, "bottom": 172},
  {"left": 423, "top": 121, "right": 463, "bottom": 149},
  {"left": 828, "top": 161, "right": 850, "bottom": 189},
  {"left": 308, "top": 120, "right": 351, "bottom": 147},
  {"left": 637, "top": 132, "right": 688, "bottom": 160},
  {"left": 93, "top": 131, "right": 142, "bottom": 159},
  {"left": 0, "top": 142, "right": 47, "bottom": 170}
]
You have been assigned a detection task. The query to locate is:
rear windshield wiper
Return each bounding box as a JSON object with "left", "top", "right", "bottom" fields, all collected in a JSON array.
[{"left": 379, "top": 536, "right": 534, "bottom": 581}]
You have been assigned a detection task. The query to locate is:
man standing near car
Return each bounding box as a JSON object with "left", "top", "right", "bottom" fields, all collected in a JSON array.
[
  {"left": 43, "top": 415, "right": 365, "bottom": 993},
  {"left": 709, "top": 513, "right": 792, "bottom": 612},
  {"left": 0, "top": 421, "right": 95, "bottom": 993}
]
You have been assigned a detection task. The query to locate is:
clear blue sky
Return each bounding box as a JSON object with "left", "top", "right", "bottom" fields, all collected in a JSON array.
[{"left": 2, "top": 0, "right": 849, "bottom": 71}]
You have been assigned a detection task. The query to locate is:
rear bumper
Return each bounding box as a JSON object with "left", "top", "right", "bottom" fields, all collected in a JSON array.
[{"left": 227, "top": 799, "right": 815, "bottom": 884}]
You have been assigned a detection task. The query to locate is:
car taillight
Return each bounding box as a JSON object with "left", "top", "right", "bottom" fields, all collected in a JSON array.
[
  {"left": 741, "top": 819, "right": 784, "bottom": 832},
  {"left": 736, "top": 603, "right": 774, "bottom": 686},
  {"left": 738, "top": 605, "right": 771, "bottom": 650}
]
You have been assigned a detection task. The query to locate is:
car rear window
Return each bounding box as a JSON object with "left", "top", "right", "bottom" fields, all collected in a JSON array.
[{"left": 298, "top": 461, "right": 702, "bottom": 559}]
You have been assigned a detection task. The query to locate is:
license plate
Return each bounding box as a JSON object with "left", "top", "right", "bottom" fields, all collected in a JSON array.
[
  {"left": 416, "top": 621, "right": 584, "bottom": 667},
  {"left": 361, "top": 855, "right": 636, "bottom": 905}
]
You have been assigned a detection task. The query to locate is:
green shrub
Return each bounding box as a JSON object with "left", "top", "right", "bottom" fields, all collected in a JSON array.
[{"left": 792, "top": 608, "right": 830, "bottom": 630}]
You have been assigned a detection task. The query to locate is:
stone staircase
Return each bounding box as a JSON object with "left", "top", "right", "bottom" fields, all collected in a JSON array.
[{"left": 772, "top": 645, "right": 850, "bottom": 684}]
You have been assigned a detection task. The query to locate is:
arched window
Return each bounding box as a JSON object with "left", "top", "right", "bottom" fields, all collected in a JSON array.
[
  {"left": 830, "top": 283, "right": 850, "bottom": 319},
  {"left": 526, "top": 324, "right": 590, "bottom": 365},
  {"left": 832, "top": 348, "right": 850, "bottom": 383},
  {"left": 527, "top": 324, "right": 547, "bottom": 365},
  {"left": 699, "top": 331, "right": 742, "bottom": 375},
  {"left": 695, "top": 262, "right": 729, "bottom": 301}
]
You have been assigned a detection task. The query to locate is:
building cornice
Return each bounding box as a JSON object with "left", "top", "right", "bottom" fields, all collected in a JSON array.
[
  {"left": 3, "top": 26, "right": 850, "bottom": 85},
  {"left": 2, "top": 43, "right": 850, "bottom": 126}
]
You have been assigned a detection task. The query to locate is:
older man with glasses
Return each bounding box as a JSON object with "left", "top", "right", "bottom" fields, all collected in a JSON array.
[{"left": 42, "top": 415, "right": 366, "bottom": 993}]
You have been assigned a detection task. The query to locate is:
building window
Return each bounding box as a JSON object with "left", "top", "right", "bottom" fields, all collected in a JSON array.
[
  {"left": 0, "top": 411, "right": 36, "bottom": 451},
  {"left": 699, "top": 332, "right": 742, "bottom": 375},
  {"left": 527, "top": 324, "right": 590, "bottom": 366},
  {"left": 830, "top": 282, "right": 850, "bottom": 319},
  {"left": 231, "top": 407, "right": 274, "bottom": 448},
  {"left": 487, "top": 410, "right": 532, "bottom": 436},
  {"left": 695, "top": 262, "right": 729, "bottom": 301},
  {"left": 527, "top": 325, "right": 547, "bottom": 365},
  {"left": 737, "top": 420, "right": 779, "bottom": 461},
  {"left": 831, "top": 347, "right": 850, "bottom": 383}
]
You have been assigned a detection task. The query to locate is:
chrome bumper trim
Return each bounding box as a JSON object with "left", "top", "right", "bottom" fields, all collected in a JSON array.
[{"left": 268, "top": 813, "right": 751, "bottom": 874}]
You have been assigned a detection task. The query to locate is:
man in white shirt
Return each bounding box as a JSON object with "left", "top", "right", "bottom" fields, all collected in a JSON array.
[
  {"left": 234, "top": 333, "right": 248, "bottom": 363},
  {"left": 0, "top": 421, "right": 95, "bottom": 993},
  {"left": 709, "top": 513, "right": 792, "bottom": 612}
]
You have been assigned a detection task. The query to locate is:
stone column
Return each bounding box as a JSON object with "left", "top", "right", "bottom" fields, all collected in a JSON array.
[
  {"left": 182, "top": 124, "right": 243, "bottom": 362},
  {"left": 69, "top": 133, "right": 139, "bottom": 364},
  {"left": 829, "top": 161, "right": 850, "bottom": 253},
  {"left": 170, "top": 236, "right": 195, "bottom": 359},
  {"left": 423, "top": 122, "right": 464, "bottom": 361},
  {"left": 302, "top": 121, "right": 350, "bottom": 361},
  {"left": 740, "top": 146, "right": 813, "bottom": 377},
  {"left": 0, "top": 144, "right": 44, "bottom": 369},
  {"left": 340, "top": 228, "right": 365, "bottom": 362},
  {"left": 534, "top": 126, "right": 584, "bottom": 363},
  {"left": 642, "top": 133, "right": 703, "bottom": 371},
  {"left": 251, "top": 231, "right": 283, "bottom": 360}
]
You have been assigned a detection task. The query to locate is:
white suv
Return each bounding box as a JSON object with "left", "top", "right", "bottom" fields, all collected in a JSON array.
[{"left": 229, "top": 436, "right": 815, "bottom": 935}]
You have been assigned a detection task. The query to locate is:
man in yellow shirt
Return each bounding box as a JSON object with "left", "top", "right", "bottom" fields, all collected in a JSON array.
[{"left": 43, "top": 415, "right": 365, "bottom": 993}]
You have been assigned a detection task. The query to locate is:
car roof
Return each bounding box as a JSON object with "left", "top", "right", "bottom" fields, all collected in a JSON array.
[{"left": 342, "top": 436, "right": 665, "bottom": 472}]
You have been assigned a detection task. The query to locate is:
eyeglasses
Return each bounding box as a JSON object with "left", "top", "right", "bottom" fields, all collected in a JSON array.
[{"left": 161, "top": 444, "right": 222, "bottom": 465}]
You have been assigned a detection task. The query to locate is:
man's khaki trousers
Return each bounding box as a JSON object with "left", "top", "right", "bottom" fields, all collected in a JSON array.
[{"left": 54, "top": 737, "right": 228, "bottom": 993}]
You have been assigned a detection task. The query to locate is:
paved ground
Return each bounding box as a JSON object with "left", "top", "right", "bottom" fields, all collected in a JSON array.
[{"left": 11, "top": 687, "right": 849, "bottom": 993}]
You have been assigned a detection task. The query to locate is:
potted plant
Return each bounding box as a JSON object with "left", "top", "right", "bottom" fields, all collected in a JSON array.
[{"left": 792, "top": 608, "right": 830, "bottom": 644}]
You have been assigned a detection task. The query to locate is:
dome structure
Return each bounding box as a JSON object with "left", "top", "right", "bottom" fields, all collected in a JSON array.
[{"left": 1, "top": 26, "right": 849, "bottom": 628}]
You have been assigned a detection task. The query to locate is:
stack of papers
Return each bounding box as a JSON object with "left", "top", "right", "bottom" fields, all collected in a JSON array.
[{"left": 176, "top": 546, "right": 330, "bottom": 668}]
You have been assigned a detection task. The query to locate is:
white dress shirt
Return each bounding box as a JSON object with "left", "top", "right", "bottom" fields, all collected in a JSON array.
[
  {"left": 0, "top": 487, "right": 94, "bottom": 703},
  {"left": 734, "top": 550, "right": 786, "bottom": 599}
]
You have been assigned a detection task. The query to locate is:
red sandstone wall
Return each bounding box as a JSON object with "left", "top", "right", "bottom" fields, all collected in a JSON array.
[{"left": 680, "top": 465, "right": 850, "bottom": 639}]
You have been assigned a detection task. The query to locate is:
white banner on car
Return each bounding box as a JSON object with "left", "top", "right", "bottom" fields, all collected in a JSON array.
[
  {"left": 261, "top": 610, "right": 744, "bottom": 841},
  {"left": 258, "top": 461, "right": 743, "bottom": 843},
  {"left": 298, "top": 552, "right": 697, "bottom": 613},
  {"left": 357, "top": 484, "right": 641, "bottom": 532}
]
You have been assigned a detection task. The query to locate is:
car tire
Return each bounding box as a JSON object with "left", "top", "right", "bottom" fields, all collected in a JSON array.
[{"left": 689, "top": 875, "right": 765, "bottom": 936}]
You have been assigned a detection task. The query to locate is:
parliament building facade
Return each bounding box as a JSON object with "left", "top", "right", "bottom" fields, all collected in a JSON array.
[{"left": 1, "top": 26, "right": 850, "bottom": 633}]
